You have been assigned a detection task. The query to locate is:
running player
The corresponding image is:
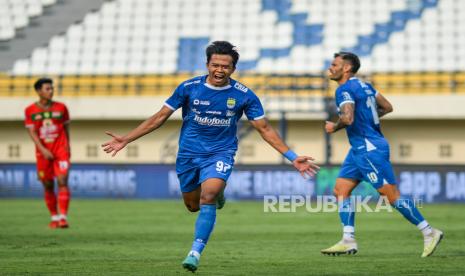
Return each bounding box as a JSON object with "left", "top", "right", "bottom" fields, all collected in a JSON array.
[
  {"left": 321, "top": 52, "right": 443, "bottom": 257},
  {"left": 102, "top": 41, "right": 319, "bottom": 272}
]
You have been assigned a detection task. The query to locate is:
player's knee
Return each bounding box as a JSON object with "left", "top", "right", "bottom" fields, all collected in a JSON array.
[
  {"left": 333, "top": 187, "right": 350, "bottom": 199},
  {"left": 56, "top": 175, "right": 68, "bottom": 186},
  {"left": 43, "top": 186, "right": 54, "bottom": 192},
  {"left": 379, "top": 193, "right": 397, "bottom": 204},
  {"left": 42, "top": 180, "right": 54, "bottom": 191},
  {"left": 385, "top": 193, "right": 399, "bottom": 204},
  {"left": 378, "top": 185, "right": 400, "bottom": 204},
  {"left": 57, "top": 182, "right": 68, "bottom": 188},
  {"left": 200, "top": 193, "right": 216, "bottom": 204},
  {"left": 185, "top": 203, "right": 200, "bottom": 212}
]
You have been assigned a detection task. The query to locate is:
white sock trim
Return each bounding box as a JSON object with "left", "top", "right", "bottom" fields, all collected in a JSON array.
[
  {"left": 188, "top": 250, "right": 201, "bottom": 259},
  {"left": 59, "top": 214, "right": 67, "bottom": 220},
  {"left": 416, "top": 220, "right": 429, "bottom": 231},
  {"left": 51, "top": 215, "right": 60, "bottom": 221},
  {"left": 343, "top": 226, "right": 355, "bottom": 233}
]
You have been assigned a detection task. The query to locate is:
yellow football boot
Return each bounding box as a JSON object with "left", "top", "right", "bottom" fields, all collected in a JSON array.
[
  {"left": 321, "top": 239, "right": 358, "bottom": 256},
  {"left": 422, "top": 228, "right": 443, "bottom": 257}
]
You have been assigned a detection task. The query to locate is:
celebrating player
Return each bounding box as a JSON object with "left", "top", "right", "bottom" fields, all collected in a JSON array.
[
  {"left": 102, "top": 41, "right": 319, "bottom": 272},
  {"left": 321, "top": 52, "right": 443, "bottom": 257},
  {"left": 25, "top": 78, "right": 71, "bottom": 229}
]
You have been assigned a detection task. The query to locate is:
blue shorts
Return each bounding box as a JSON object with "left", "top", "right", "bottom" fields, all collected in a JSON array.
[
  {"left": 176, "top": 153, "right": 235, "bottom": 193},
  {"left": 338, "top": 147, "right": 397, "bottom": 189}
]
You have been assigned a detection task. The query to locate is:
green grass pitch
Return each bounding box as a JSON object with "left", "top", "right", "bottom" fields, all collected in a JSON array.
[{"left": 1, "top": 199, "right": 464, "bottom": 275}]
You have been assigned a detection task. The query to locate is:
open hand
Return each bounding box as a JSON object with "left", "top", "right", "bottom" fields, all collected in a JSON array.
[
  {"left": 292, "top": 156, "right": 320, "bottom": 178},
  {"left": 101, "top": 131, "right": 128, "bottom": 157}
]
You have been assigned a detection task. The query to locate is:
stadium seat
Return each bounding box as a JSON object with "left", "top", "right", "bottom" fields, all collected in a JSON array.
[
  {"left": 26, "top": 0, "right": 43, "bottom": 17},
  {"left": 0, "top": 0, "right": 463, "bottom": 96},
  {"left": 11, "top": 59, "right": 30, "bottom": 75},
  {"left": 0, "top": 0, "right": 59, "bottom": 42}
]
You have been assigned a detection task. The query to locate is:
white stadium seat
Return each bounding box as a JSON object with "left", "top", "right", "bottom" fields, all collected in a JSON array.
[{"left": 5, "top": 0, "right": 465, "bottom": 74}]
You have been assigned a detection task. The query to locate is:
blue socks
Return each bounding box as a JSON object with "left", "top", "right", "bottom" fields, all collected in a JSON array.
[
  {"left": 392, "top": 196, "right": 425, "bottom": 226},
  {"left": 190, "top": 204, "right": 217, "bottom": 256},
  {"left": 339, "top": 198, "right": 355, "bottom": 239},
  {"left": 336, "top": 196, "right": 429, "bottom": 240}
]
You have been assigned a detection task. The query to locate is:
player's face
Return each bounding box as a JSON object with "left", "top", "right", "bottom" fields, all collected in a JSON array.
[
  {"left": 328, "top": 56, "right": 345, "bottom": 81},
  {"left": 206, "top": 54, "right": 235, "bottom": 87},
  {"left": 37, "top": 83, "right": 54, "bottom": 101}
]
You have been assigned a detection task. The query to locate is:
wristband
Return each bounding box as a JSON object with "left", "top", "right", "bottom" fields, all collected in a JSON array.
[{"left": 283, "top": 150, "right": 298, "bottom": 162}]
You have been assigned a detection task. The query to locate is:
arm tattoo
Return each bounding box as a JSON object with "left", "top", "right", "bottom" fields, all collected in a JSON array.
[
  {"left": 330, "top": 103, "right": 354, "bottom": 132},
  {"left": 377, "top": 107, "right": 388, "bottom": 118},
  {"left": 339, "top": 103, "right": 354, "bottom": 125}
]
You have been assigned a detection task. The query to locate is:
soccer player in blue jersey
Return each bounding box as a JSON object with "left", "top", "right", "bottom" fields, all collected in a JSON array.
[
  {"left": 102, "top": 41, "right": 319, "bottom": 272},
  {"left": 320, "top": 52, "right": 443, "bottom": 257}
]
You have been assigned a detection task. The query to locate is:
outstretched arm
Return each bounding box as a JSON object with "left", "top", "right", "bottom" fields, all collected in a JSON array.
[
  {"left": 249, "top": 118, "right": 319, "bottom": 178},
  {"left": 102, "top": 105, "right": 174, "bottom": 156},
  {"left": 325, "top": 102, "right": 354, "bottom": 134},
  {"left": 375, "top": 92, "right": 393, "bottom": 118}
]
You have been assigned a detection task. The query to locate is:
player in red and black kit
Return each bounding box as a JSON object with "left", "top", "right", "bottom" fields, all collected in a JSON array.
[{"left": 25, "top": 78, "right": 71, "bottom": 229}]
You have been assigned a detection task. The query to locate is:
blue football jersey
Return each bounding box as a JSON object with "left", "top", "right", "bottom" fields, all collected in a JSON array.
[
  {"left": 335, "top": 77, "right": 388, "bottom": 152},
  {"left": 165, "top": 75, "right": 265, "bottom": 157}
]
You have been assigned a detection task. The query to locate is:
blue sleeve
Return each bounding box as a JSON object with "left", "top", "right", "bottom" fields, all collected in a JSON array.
[
  {"left": 366, "top": 83, "right": 379, "bottom": 96},
  {"left": 245, "top": 91, "right": 265, "bottom": 120},
  {"left": 165, "top": 83, "right": 186, "bottom": 111},
  {"left": 335, "top": 86, "right": 355, "bottom": 108}
]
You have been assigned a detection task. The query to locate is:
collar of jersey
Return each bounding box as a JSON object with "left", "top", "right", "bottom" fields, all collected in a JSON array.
[
  {"left": 35, "top": 101, "right": 54, "bottom": 110},
  {"left": 204, "top": 82, "right": 232, "bottom": 90}
]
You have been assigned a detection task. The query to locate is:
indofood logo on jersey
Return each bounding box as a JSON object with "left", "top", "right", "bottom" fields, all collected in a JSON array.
[
  {"left": 194, "top": 114, "right": 232, "bottom": 126},
  {"left": 227, "top": 98, "right": 236, "bottom": 109}
]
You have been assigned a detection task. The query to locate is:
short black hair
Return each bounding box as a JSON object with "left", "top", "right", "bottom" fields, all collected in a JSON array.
[
  {"left": 334, "top": 52, "right": 360, "bottom": 74},
  {"left": 206, "top": 41, "right": 239, "bottom": 68},
  {"left": 34, "top": 78, "right": 53, "bottom": 91}
]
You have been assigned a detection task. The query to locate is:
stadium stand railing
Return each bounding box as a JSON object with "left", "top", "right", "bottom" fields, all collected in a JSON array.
[
  {"left": 0, "top": 73, "right": 326, "bottom": 97},
  {"left": 0, "top": 73, "right": 464, "bottom": 97},
  {"left": 370, "top": 72, "right": 465, "bottom": 94}
]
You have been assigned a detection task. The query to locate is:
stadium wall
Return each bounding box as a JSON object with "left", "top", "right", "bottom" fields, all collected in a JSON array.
[
  {"left": 1, "top": 95, "right": 464, "bottom": 164},
  {"left": 1, "top": 163, "right": 465, "bottom": 203},
  {"left": 1, "top": 118, "right": 465, "bottom": 164}
]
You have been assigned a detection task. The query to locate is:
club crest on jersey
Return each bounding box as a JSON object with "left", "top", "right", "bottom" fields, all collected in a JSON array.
[
  {"left": 43, "top": 119, "right": 53, "bottom": 126},
  {"left": 227, "top": 98, "right": 236, "bottom": 109}
]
